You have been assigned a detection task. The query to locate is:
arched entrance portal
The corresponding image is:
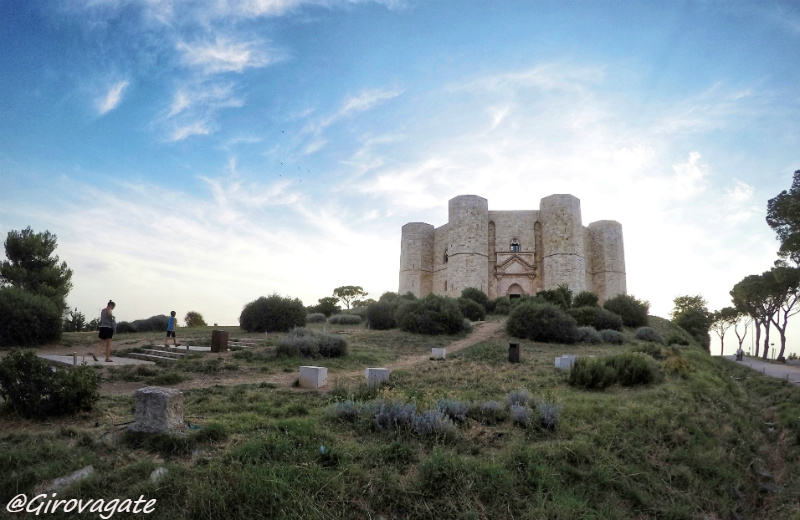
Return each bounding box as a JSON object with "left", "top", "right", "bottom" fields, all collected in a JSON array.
[{"left": 507, "top": 283, "right": 524, "bottom": 300}]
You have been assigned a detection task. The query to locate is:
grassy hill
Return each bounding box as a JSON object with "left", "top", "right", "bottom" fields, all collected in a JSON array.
[{"left": 2, "top": 317, "right": 799, "bottom": 519}]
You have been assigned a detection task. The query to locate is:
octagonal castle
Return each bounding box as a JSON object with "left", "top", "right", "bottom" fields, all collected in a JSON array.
[{"left": 399, "top": 194, "right": 626, "bottom": 302}]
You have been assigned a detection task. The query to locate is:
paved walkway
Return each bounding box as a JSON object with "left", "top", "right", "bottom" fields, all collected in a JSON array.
[
  {"left": 39, "top": 354, "right": 155, "bottom": 367},
  {"left": 722, "top": 355, "right": 800, "bottom": 386}
]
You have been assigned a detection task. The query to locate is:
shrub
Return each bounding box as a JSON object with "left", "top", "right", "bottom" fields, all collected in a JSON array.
[
  {"left": 491, "top": 296, "right": 511, "bottom": 315},
  {"left": 505, "top": 389, "right": 531, "bottom": 408},
  {"left": 328, "top": 400, "right": 363, "bottom": 422},
  {"left": 437, "top": 399, "right": 469, "bottom": 423},
  {"left": 0, "top": 287, "right": 62, "bottom": 347},
  {"left": 412, "top": 410, "right": 455, "bottom": 437},
  {"left": 372, "top": 401, "right": 417, "bottom": 431},
  {"left": 603, "top": 294, "right": 649, "bottom": 328},
  {"left": 468, "top": 401, "right": 506, "bottom": 425},
  {"left": 629, "top": 343, "right": 666, "bottom": 360},
  {"left": 635, "top": 326, "right": 664, "bottom": 344},
  {"left": 575, "top": 326, "right": 602, "bottom": 344},
  {"left": 666, "top": 334, "right": 691, "bottom": 346},
  {"left": 0, "top": 349, "right": 101, "bottom": 418},
  {"left": 535, "top": 398, "right": 562, "bottom": 431},
  {"left": 600, "top": 329, "right": 624, "bottom": 344},
  {"left": 567, "top": 358, "right": 617, "bottom": 391},
  {"left": 366, "top": 301, "right": 397, "bottom": 330},
  {"left": 458, "top": 297, "right": 486, "bottom": 321},
  {"left": 506, "top": 303, "right": 578, "bottom": 344},
  {"left": 567, "top": 306, "right": 623, "bottom": 332},
  {"left": 573, "top": 291, "right": 599, "bottom": 308},
  {"left": 460, "top": 287, "right": 490, "bottom": 309},
  {"left": 509, "top": 405, "right": 532, "bottom": 426},
  {"left": 184, "top": 311, "right": 207, "bottom": 327},
  {"left": 306, "top": 313, "right": 327, "bottom": 323},
  {"left": 605, "top": 352, "right": 659, "bottom": 386},
  {"left": 536, "top": 285, "right": 573, "bottom": 310},
  {"left": 115, "top": 321, "right": 137, "bottom": 334},
  {"left": 664, "top": 355, "right": 692, "bottom": 376},
  {"left": 395, "top": 294, "right": 465, "bottom": 335},
  {"left": 328, "top": 314, "right": 361, "bottom": 325},
  {"left": 131, "top": 315, "right": 169, "bottom": 332},
  {"left": 276, "top": 327, "right": 347, "bottom": 358},
  {"left": 239, "top": 294, "right": 306, "bottom": 333}
]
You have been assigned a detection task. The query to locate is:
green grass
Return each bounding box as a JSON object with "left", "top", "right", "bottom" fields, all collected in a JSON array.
[{"left": 1, "top": 319, "right": 800, "bottom": 519}]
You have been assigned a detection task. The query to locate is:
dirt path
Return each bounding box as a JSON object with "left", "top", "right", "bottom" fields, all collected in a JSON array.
[
  {"left": 723, "top": 355, "right": 800, "bottom": 386},
  {"left": 100, "top": 320, "right": 506, "bottom": 395}
]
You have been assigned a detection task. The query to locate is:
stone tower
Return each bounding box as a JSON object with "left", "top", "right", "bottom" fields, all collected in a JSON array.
[{"left": 399, "top": 194, "right": 626, "bottom": 303}]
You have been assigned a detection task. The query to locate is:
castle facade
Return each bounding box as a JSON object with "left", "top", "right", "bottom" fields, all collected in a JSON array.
[{"left": 399, "top": 194, "right": 626, "bottom": 302}]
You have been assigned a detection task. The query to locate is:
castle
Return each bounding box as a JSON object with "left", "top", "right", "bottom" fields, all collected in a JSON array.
[{"left": 399, "top": 194, "right": 626, "bottom": 303}]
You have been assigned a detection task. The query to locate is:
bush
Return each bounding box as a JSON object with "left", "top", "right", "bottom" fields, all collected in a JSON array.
[
  {"left": 131, "top": 315, "right": 169, "bottom": 332},
  {"left": 372, "top": 401, "right": 417, "bottom": 431},
  {"left": 605, "top": 352, "right": 659, "bottom": 386},
  {"left": 567, "top": 306, "right": 623, "bottom": 332},
  {"left": 460, "top": 288, "right": 489, "bottom": 309},
  {"left": 0, "top": 287, "right": 62, "bottom": 347},
  {"left": 412, "top": 410, "right": 456, "bottom": 437},
  {"left": 115, "top": 321, "right": 137, "bottom": 334},
  {"left": 600, "top": 329, "right": 624, "bottom": 345},
  {"left": 491, "top": 296, "right": 511, "bottom": 315},
  {"left": 567, "top": 358, "right": 617, "bottom": 391},
  {"left": 328, "top": 400, "right": 363, "bottom": 422},
  {"left": 458, "top": 297, "right": 486, "bottom": 321},
  {"left": 395, "top": 294, "right": 465, "bottom": 335},
  {"left": 468, "top": 401, "right": 506, "bottom": 425},
  {"left": 603, "top": 294, "right": 649, "bottom": 328},
  {"left": 276, "top": 327, "right": 347, "bottom": 358},
  {"left": 437, "top": 399, "right": 469, "bottom": 423},
  {"left": 505, "top": 389, "right": 531, "bottom": 408},
  {"left": 635, "top": 326, "right": 663, "bottom": 344},
  {"left": 306, "top": 313, "right": 327, "bottom": 323},
  {"left": 575, "top": 326, "right": 602, "bottom": 344},
  {"left": 664, "top": 355, "right": 692, "bottom": 376},
  {"left": 240, "top": 294, "right": 306, "bottom": 333},
  {"left": 328, "top": 314, "right": 362, "bottom": 325},
  {"left": 535, "top": 398, "right": 562, "bottom": 430},
  {"left": 630, "top": 343, "right": 666, "bottom": 360},
  {"left": 366, "top": 301, "right": 397, "bottom": 330},
  {"left": 506, "top": 302, "right": 578, "bottom": 344},
  {"left": 666, "top": 334, "right": 691, "bottom": 346},
  {"left": 0, "top": 349, "right": 101, "bottom": 418},
  {"left": 536, "top": 285, "right": 573, "bottom": 310},
  {"left": 509, "top": 405, "right": 532, "bottom": 426},
  {"left": 573, "top": 291, "right": 599, "bottom": 308}
]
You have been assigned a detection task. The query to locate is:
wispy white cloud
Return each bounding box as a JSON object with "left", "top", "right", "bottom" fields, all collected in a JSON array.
[
  {"left": 177, "top": 36, "right": 279, "bottom": 74},
  {"left": 162, "top": 81, "right": 244, "bottom": 140},
  {"left": 95, "top": 80, "right": 129, "bottom": 114}
]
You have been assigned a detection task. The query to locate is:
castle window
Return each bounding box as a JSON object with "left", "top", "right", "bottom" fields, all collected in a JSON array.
[
  {"left": 511, "top": 239, "right": 520, "bottom": 252},
  {"left": 443, "top": 248, "right": 448, "bottom": 263},
  {"left": 444, "top": 281, "right": 447, "bottom": 291}
]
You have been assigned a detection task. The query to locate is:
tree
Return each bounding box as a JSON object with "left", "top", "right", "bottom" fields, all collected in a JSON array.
[
  {"left": 333, "top": 286, "right": 368, "bottom": 310},
  {"left": 63, "top": 307, "right": 86, "bottom": 332},
  {"left": 764, "top": 266, "right": 800, "bottom": 360},
  {"left": 766, "top": 170, "right": 800, "bottom": 264},
  {"left": 0, "top": 227, "right": 73, "bottom": 310},
  {"left": 352, "top": 298, "right": 376, "bottom": 308},
  {"left": 313, "top": 296, "right": 341, "bottom": 317},
  {"left": 184, "top": 311, "right": 207, "bottom": 327},
  {"left": 730, "top": 273, "right": 781, "bottom": 360},
  {"left": 710, "top": 307, "right": 738, "bottom": 356},
  {"left": 732, "top": 312, "right": 751, "bottom": 355},
  {"left": 670, "top": 295, "right": 713, "bottom": 352}
]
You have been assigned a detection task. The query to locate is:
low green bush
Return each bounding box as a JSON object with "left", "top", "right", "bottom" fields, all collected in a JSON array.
[
  {"left": 630, "top": 343, "right": 666, "bottom": 360},
  {"left": 506, "top": 302, "right": 578, "bottom": 344},
  {"left": 666, "top": 334, "right": 691, "bottom": 346},
  {"left": 491, "top": 296, "right": 511, "bottom": 315},
  {"left": 395, "top": 294, "right": 465, "bottom": 335},
  {"left": 567, "top": 306, "right": 623, "bottom": 331},
  {"left": 240, "top": 294, "right": 306, "bottom": 333},
  {"left": 600, "top": 329, "right": 624, "bottom": 344},
  {"left": 276, "top": 327, "right": 347, "bottom": 358},
  {"left": 635, "top": 326, "right": 664, "bottom": 344},
  {"left": 603, "top": 294, "right": 649, "bottom": 328},
  {"left": 328, "top": 314, "right": 361, "bottom": 325},
  {"left": 115, "top": 321, "right": 137, "bottom": 333},
  {"left": 573, "top": 291, "right": 600, "bottom": 308},
  {"left": 575, "top": 326, "right": 602, "bottom": 344},
  {"left": 460, "top": 288, "right": 490, "bottom": 310},
  {"left": 568, "top": 358, "right": 617, "bottom": 390},
  {"left": 0, "top": 349, "right": 101, "bottom": 418},
  {"left": 366, "top": 301, "right": 397, "bottom": 330},
  {"left": 130, "top": 315, "right": 169, "bottom": 332},
  {"left": 568, "top": 352, "right": 660, "bottom": 390},
  {"left": 0, "top": 287, "right": 62, "bottom": 346},
  {"left": 306, "top": 313, "right": 327, "bottom": 323},
  {"left": 458, "top": 297, "right": 486, "bottom": 321}
]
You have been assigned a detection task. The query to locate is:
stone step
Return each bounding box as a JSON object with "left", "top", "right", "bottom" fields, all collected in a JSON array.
[
  {"left": 140, "top": 348, "right": 188, "bottom": 359},
  {"left": 127, "top": 352, "right": 178, "bottom": 363},
  {"left": 160, "top": 345, "right": 210, "bottom": 353}
]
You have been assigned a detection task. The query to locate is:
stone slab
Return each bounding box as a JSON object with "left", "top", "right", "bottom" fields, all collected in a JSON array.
[
  {"left": 431, "top": 348, "right": 446, "bottom": 359},
  {"left": 299, "top": 366, "right": 328, "bottom": 389},
  {"left": 128, "top": 386, "right": 185, "bottom": 433},
  {"left": 39, "top": 354, "right": 155, "bottom": 367},
  {"left": 554, "top": 355, "right": 578, "bottom": 370},
  {"left": 365, "top": 367, "right": 390, "bottom": 385}
]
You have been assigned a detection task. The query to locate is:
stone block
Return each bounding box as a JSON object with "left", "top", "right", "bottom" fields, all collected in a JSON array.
[
  {"left": 211, "top": 330, "right": 229, "bottom": 353},
  {"left": 129, "top": 386, "right": 184, "bottom": 433},
  {"left": 431, "top": 347, "right": 446, "bottom": 359},
  {"left": 299, "top": 366, "right": 327, "bottom": 389},
  {"left": 509, "top": 343, "right": 520, "bottom": 363},
  {"left": 554, "top": 355, "right": 578, "bottom": 371},
  {"left": 365, "top": 367, "right": 390, "bottom": 385}
]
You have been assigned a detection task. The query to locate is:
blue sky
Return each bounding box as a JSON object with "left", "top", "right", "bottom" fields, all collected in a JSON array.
[{"left": 1, "top": 0, "right": 799, "bottom": 354}]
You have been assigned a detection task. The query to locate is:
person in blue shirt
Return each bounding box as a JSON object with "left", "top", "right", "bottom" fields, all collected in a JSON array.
[{"left": 165, "top": 310, "right": 179, "bottom": 347}]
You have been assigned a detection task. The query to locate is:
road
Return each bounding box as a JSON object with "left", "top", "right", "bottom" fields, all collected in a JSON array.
[{"left": 722, "top": 355, "right": 800, "bottom": 386}]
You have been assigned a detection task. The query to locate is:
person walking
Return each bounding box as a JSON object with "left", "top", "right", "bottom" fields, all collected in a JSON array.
[
  {"left": 92, "top": 300, "right": 116, "bottom": 362},
  {"left": 165, "top": 310, "right": 179, "bottom": 347}
]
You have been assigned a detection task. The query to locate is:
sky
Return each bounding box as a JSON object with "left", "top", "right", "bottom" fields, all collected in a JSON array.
[{"left": 1, "top": 0, "right": 799, "bottom": 356}]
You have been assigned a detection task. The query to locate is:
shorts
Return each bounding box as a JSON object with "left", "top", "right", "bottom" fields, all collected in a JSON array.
[
  {"left": 99, "top": 327, "right": 114, "bottom": 340},
  {"left": 166, "top": 330, "right": 176, "bottom": 338}
]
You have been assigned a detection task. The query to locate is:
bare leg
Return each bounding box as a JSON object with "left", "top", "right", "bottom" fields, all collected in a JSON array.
[{"left": 105, "top": 338, "right": 112, "bottom": 362}]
